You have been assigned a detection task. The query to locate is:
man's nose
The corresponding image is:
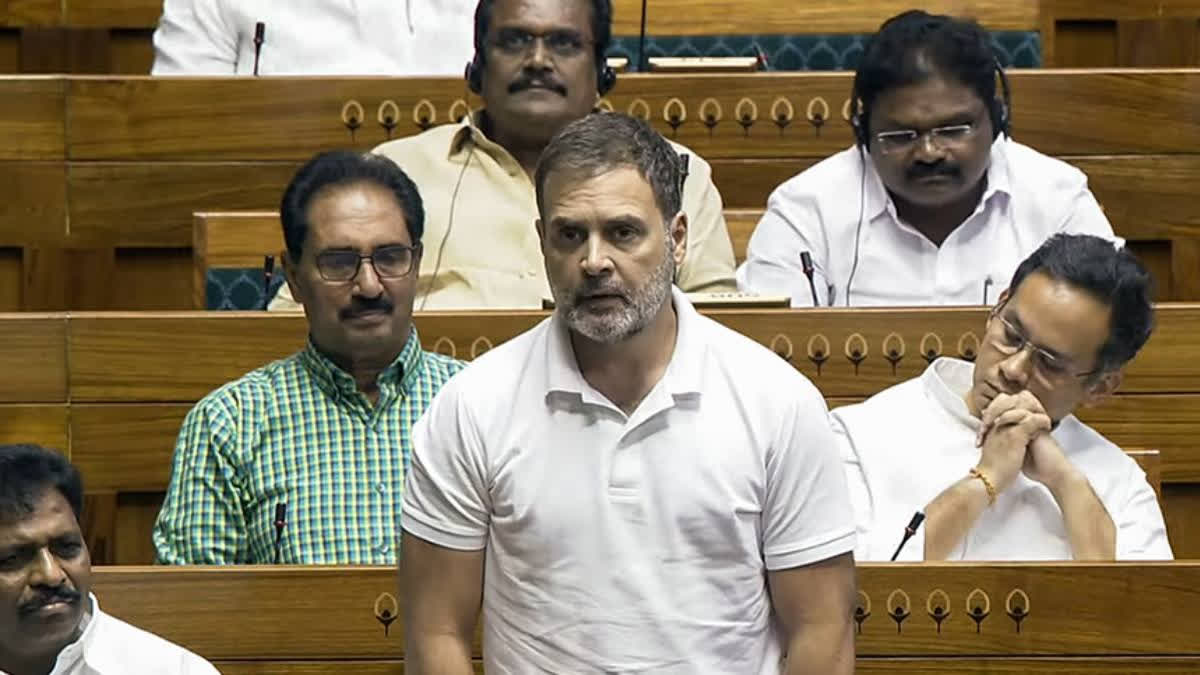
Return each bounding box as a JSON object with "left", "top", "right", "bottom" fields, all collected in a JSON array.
[{"left": 353, "top": 258, "right": 384, "bottom": 297}]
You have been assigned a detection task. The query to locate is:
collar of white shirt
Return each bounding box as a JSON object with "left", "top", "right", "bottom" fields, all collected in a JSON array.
[
  {"left": 543, "top": 285, "right": 705, "bottom": 409},
  {"left": 46, "top": 594, "right": 96, "bottom": 674},
  {"left": 922, "top": 357, "right": 985, "bottom": 431},
  {"left": 864, "top": 135, "right": 1015, "bottom": 224}
]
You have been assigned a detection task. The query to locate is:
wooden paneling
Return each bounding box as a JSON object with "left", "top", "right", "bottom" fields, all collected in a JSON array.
[
  {"left": 70, "top": 403, "right": 189, "bottom": 490},
  {"left": 63, "top": 72, "right": 1200, "bottom": 161},
  {"left": 1076, "top": 395, "right": 1200, "bottom": 483},
  {"left": 1164, "top": 484, "right": 1200, "bottom": 559},
  {"left": 90, "top": 564, "right": 1200, "bottom": 660},
  {"left": 68, "top": 162, "right": 297, "bottom": 247},
  {"left": 0, "top": 247, "right": 22, "bottom": 310},
  {"left": 66, "top": 306, "right": 1200, "bottom": 401},
  {"left": 0, "top": 1, "right": 61, "bottom": 27},
  {"left": 0, "top": 403, "right": 66, "bottom": 448},
  {"left": 64, "top": 0, "right": 161, "bottom": 28},
  {"left": 0, "top": 313, "right": 66, "bottom": 402},
  {"left": 68, "top": 313, "right": 309, "bottom": 401},
  {"left": 0, "top": 162, "right": 66, "bottom": 245},
  {"left": 610, "top": 0, "right": 1039, "bottom": 35},
  {"left": 1042, "top": 1, "right": 1200, "bottom": 67},
  {"left": 0, "top": 77, "right": 63, "bottom": 158},
  {"left": 110, "top": 246, "right": 191, "bottom": 310}
]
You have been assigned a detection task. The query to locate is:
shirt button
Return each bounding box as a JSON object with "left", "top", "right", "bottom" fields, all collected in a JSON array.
[
  {"left": 375, "top": 482, "right": 386, "bottom": 494},
  {"left": 526, "top": 269, "right": 537, "bottom": 278},
  {"left": 378, "top": 542, "right": 392, "bottom": 555}
]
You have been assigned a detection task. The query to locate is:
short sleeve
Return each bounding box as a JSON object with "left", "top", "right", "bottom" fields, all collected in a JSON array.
[
  {"left": 401, "top": 379, "right": 492, "bottom": 551},
  {"left": 735, "top": 182, "right": 831, "bottom": 307},
  {"left": 1113, "top": 462, "right": 1174, "bottom": 560},
  {"left": 762, "top": 380, "right": 856, "bottom": 570},
  {"left": 153, "top": 395, "right": 249, "bottom": 564}
]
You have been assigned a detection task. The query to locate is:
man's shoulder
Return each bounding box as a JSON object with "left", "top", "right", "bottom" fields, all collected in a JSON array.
[
  {"left": 372, "top": 123, "right": 461, "bottom": 164},
  {"left": 187, "top": 352, "right": 305, "bottom": 418},
  {"left": 694, "top": 312, "right": 823, "bottom": 400},
  {"left": 664, "top": 138, "right": 715, "bottom": 174},
  {"left": 1001, "top": 138, "right": 1088, "bottom": 191},
  {"left": 418, "top": 349, "right": 468, "bottom": 382},
  {"left": 830, "top": 374, "right": 924, "bottom": 425},
  {"left": 88, "top": 607, "right": 218, "bottom": 673},
  {"left": 429, "top": 319, "right": 550, "bottom": 400},
  {"left": 770, "top": 146, "right": 863, "bottom": 198}
]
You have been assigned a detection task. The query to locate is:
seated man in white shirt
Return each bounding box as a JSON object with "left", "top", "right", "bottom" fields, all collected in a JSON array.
[
  {"left": 401, "top": 113, "right": 856, "bottom": 674},
  {"left": 152, "top": 0, "right": 474, "bottom": 75},
  {"left": 737, "top": 10, "right": 1116, "bottom": 307},
  {"left": 0, "top": 444, "right": 219, "bottom": 675},
  {"left": 835, "top": 234, "right": 1172, "bottom": 561}
]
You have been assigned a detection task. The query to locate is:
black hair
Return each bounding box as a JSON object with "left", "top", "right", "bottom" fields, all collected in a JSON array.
[
  {"left": 535, "top": 112, "right": 682, "bottom": 225},
  {"left": 280, "top": 150, "right": 425, "bottom": 262},
  {"left": 1008, "top": 234, "right": 1155, "bottom": 374},
  {"left": 472, "top": 0, "right": 613, "bottom": 71},
  {"left": 0, "top": 444, "right": 83, "bottom": 524},
  {"left": 853, "top": 10, "right": 1009, "bottom": 143}
]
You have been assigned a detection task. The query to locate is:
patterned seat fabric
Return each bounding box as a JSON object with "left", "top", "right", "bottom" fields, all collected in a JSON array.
[
  {"left": 609, "top": 31, "right": 1041, "bottom": 70},
  {"left": 207, "top": 268, "right": 288, "bottom": 310}
]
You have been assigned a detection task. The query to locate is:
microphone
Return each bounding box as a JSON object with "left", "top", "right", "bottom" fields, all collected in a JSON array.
[
  {"left": 272, "top": 502, "right": 288, "bottom": 564},
  {"left": 800, "top": 251, "right": 819, "bottom": 306},
  {"left": 261, "top": 255, "right": 275, "bottom": 310},
  {"left": 636, "top": 0, "right": 648, "bottom": 71},
  {"left": 678, "top": 153, "right": 690, "bottom": 194},
  {"left": 982, "top": 275, "right": 994, "bottom": 305},
  {"left": 253, "top": 22, "right": 266, "bottom": 76},
  {"left": 890, "top": 511, "right": 926, "bottom": 561}
]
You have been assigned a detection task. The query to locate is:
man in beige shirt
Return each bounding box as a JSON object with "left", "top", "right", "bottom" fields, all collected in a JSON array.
[{"left": 271, "top": 0, "right": 735, "bottom": 310}]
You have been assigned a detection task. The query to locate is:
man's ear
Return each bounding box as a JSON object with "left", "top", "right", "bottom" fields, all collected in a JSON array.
[
  {"left": 281, "top": 248, "right": 306, "bottom": 306},
  {"left": 669, "top": 211, "right": 688, "bottom": 268},
  {"left": 1080, "top": 369, "right": 1122, "bottom": 408}
]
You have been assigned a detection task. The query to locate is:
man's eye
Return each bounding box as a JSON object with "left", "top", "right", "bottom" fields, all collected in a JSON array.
[{"left": 1037, "top": 354, "right": 1068, "bottom": 374}]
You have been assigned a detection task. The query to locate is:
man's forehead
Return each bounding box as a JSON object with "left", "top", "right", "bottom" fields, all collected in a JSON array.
[
  {"left": 0, "top": 494, "right": 79, "bottom": 545},
  {"left": 307, "top": 184, "right": 411, "bottom": 248},
  {"left": 874, "top": 76, "right": 985, "bottom": 122},
  {"left": 1007, "top": 274, "right": 1111, "bottom": 354},
  {"left": 491, "top": 0, "right": 593, "bottom": 34},
  {"left": 544, "top": 167, "right": 658, "bottom": 215}
]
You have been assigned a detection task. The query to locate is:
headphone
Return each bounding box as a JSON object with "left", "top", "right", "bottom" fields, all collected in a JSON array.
[{"left": 463, "top": 1, "right": 617, "bottom": 96}]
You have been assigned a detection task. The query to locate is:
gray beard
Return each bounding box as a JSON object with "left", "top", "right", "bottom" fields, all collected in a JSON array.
[{"left": 553, "top": 249, "right": 675, "bottom": 345}]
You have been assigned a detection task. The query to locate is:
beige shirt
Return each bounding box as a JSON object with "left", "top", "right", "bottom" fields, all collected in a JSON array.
[{"left": 271, "top": 113, "right": 736, "bottom": 310}]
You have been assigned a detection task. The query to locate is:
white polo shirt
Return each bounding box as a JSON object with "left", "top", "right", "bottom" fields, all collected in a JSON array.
[
  {"left": 736, "top": 138, "right": 1119, "bottom": 307},
  {"left": 832, "top": 357, "right": 1172, "bottom": 561},
  {"left": 403, "top": 287, "right": 855, "bottom": 674}
]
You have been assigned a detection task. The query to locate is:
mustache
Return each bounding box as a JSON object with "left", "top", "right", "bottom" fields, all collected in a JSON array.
[
  {"left": 508, "top": 75, "right": 567, "bottom": 96},
  {"left": 19, "top": 586, "right": 81, "bottom": 616},
  {"left": 572, "top": 280, "right": 628, "bottom": 304},
  {"left": 339, "top": 296, "right": 393, "bottom": 320},
  {"left": 907, "top": 161, "right": 960, "bottom": 181}
]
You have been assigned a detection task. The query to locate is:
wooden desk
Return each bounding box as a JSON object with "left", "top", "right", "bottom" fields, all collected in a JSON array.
[
  {"left": 88, "top": 563, "right": 1200, "bottom": 672},
  {"left": 1, "top": 71, "right": 1199, "bottom": 309},
  {"left": 0, "top": 307, "right": 1197, "bottom": 561}
]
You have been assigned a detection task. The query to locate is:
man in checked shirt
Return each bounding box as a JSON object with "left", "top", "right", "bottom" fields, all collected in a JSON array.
[{"left": 153, "top": 151, "right": 463, "bottom": 564}]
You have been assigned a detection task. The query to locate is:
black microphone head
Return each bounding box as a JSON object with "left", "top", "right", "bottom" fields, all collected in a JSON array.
[
  {"left": 908, "top": 511, "right": 926, "bottom": 530},
  {"left": 263, "top": 255, "right": 275, "bottom": 275},
  {"left": 254, "top": 21, "right": 266, "bottom": 43},
  {"left": 274, "top": 502, "right": 287, "bottom": 527},
  {"left": 800, "top": 251, "right": 815, "bottom": 276}
]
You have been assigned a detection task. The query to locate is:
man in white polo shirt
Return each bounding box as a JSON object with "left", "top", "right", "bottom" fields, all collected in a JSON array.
[
  {"left": 835, "top": 234, "right": 1171, "bottom": 561},
  {"left": 401, "top": 112, "right": 856, "bottom": 674},
  {"left": 737, "top": 11, "right": 1116, "bottom": 307}
]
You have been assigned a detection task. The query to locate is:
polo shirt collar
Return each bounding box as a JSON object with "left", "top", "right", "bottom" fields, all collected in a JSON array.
[
  {"left": 921, "top": 356, "right": 982, "bottom": 431},
  {"left": 299, "top": 327, "right": 425, "bottom": 400},
  {"left": 865, "top": 135, "right": 1015, "bottom": 223},
  {"left": 544, "top": 286, "right": 705, "bottom": 405}
]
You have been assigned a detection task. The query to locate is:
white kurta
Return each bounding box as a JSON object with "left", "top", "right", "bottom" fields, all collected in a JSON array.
[
  {"left": 36, "top": 594, "right": 220, "bottom": 675},
  {"left": 152, "top": 0, "right": 475, "bottom": 75},
  {"left": 832, "top": 357, "right": 1172, "bottom": 561},
  {"left": 403, "top": 287, "right": 855, "bottom": 673},
  {"left": 736, "top": 137, "right": 1119, "bottom": 307}
]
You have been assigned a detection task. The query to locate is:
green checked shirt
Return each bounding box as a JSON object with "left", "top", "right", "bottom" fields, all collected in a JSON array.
[{"left": 153, "top": 329, "right": 463, "bottom": 564}]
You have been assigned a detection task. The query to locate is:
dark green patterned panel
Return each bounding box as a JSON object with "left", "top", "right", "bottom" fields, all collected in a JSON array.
[
  {"left": 207, "top": 268, "right": 287, "bottom": 310},
  {"left": 610, "top": 31, "right": 1040, "bottom": 71}
]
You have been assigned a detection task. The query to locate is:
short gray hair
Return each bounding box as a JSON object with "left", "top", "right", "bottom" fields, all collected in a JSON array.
[{"left": 535, "top": 112, "right": 683, "bottom": 224}]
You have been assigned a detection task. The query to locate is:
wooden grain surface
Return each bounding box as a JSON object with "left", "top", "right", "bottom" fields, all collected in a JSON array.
[
  {"left": 63, "top": 71, "right": 1200, "bottom": 160},
  {"left": 89, "top": 563, "right": 1200, "bottom": 659},
  {"left": 0, "top": 313, "right": 66, "bottom": 402}
]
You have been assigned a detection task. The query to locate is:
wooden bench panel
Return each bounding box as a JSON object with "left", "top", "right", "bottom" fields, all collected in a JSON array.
[
  {"left": 90, "top": 564, "right": 1200, "bottom": 659},
  {"left": 64, "top": 72, "right": 1200, "bottom": 161},
  {"left": 0, "top": 313, "right": 67, "bottom": 402},
  {"left": 70, "top": 403, "right": 190, "bottom": 490},
  {"left": 66, "top": 307, "right": 1200, "bottom": 401},
  {"left": 0, "top": 77, "right": 63, "bottom": 159},
  {"left": 0, "top": 404, "right": 67, "bottom": 448}
]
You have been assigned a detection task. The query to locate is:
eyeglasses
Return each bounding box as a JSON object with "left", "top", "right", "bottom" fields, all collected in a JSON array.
[
  {"left": 490, "top": 28, "right": 591, "bottom": 58},
  {"left": 987, "top": 307, "right": 1101, "bottom": 382},
  {"left": 314, "top": 244, "right": 421, "bottom": 282},
  {"left": 874, "top": 123, "right": 976, "bottom": 155}
]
